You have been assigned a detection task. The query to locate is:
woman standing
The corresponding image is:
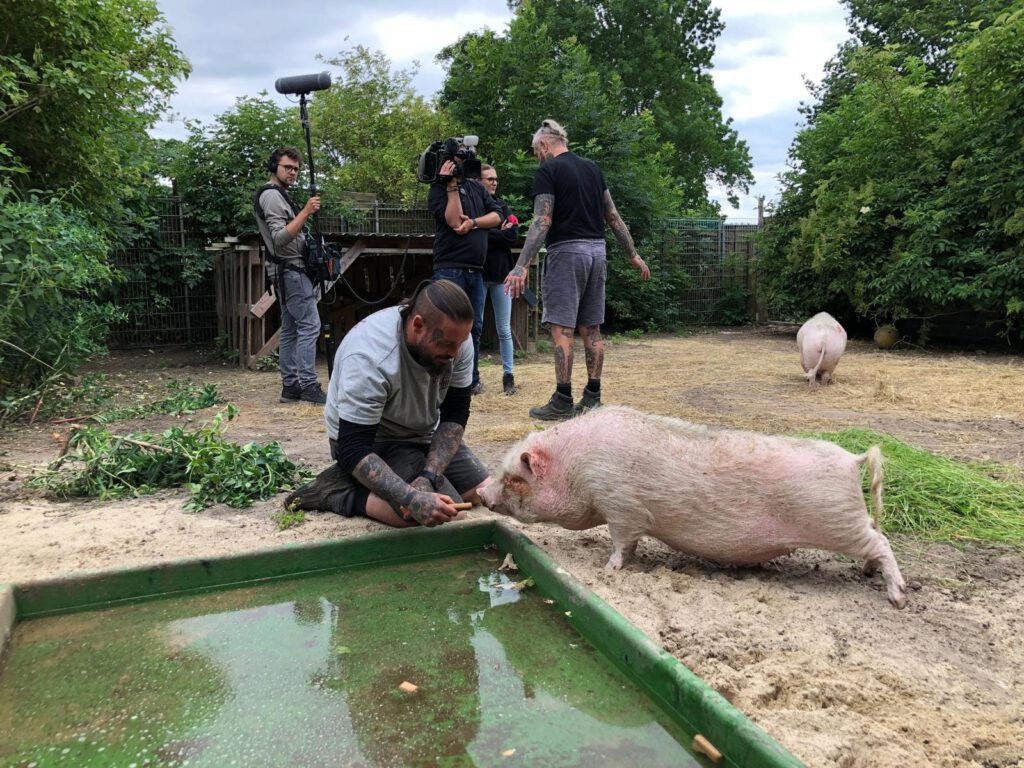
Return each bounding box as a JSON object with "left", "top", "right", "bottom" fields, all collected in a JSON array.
[{"left": 480, "top": 164, "right": 520, "bottom": 395}]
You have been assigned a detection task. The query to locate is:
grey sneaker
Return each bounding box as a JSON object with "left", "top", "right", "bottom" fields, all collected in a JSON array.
[
  {"left": 285, "top": 463, "right": 345, "bottom": 510},
  {"left": 299, "top": 383, "right": 327, "bottom": 405},
  {"left": 529, "top": 391, "right": 575, "bottom": 421},
  {"left": 470, "top": 381, "right": 485, "bottom": 396},
  {"left": 280, "top": 384, "right": 302, "bottom": 403},
  {"left": 502, "top": 373, "right": 518, "bottom": 396},
  {"left": 575, "top": 386, "right": 602, "bottom": 415}
]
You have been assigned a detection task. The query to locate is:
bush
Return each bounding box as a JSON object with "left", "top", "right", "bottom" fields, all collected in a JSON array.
[
  {"left": 603, "top": 232, "right": 694, "bottom": 332},
  {"left": 0, "top": 189, "right": 123, "bottom": 422}
]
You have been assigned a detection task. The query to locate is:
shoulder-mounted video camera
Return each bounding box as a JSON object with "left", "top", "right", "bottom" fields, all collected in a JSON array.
[{"left": 417, "top": 135, "right": 482, "bottom": 184}]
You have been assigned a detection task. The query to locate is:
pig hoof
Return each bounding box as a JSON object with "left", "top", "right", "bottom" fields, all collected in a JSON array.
[
  {"left": 889, "top": 592, "right": 908, "bottom": 609},
  {"left": 605, "top": 557, "right": 624, "bottom": 571}
]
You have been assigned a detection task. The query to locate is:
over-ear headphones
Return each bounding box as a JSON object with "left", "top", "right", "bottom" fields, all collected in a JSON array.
[{"left": 267, "top": 151, "right": 281, "bottom": 174}]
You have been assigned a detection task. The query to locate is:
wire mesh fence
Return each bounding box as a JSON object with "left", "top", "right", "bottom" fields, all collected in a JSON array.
[
  {"left": 105, "top": 199, "right": 763, "bottom": 349},
  {"left": 106, "top": 198, "right": 217, "bottom": 349},
  {"left": 653, "top": 218, "right": 761, "bottom": 324}
]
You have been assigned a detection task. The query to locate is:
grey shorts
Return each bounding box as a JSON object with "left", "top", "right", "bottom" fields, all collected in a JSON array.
[
  {"left": 541, "top": 239, "right": 607, "bottom": 327},
  {"left": 327, "top": 439, "right": 489, "bottom": 520}
]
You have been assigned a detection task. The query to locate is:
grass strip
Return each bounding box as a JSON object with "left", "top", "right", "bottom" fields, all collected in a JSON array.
[{"left": 807, "top": 428, "right": 1024, "bottom": 546}]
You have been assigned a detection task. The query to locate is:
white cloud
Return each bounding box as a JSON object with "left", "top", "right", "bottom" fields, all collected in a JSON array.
[
  {"left": 369, "top": 12, "right": 508, "bottom": 63},
  {"left": 712, "top": 0, "right": 846, "bottom": 19},
  {"left": 714, "top": 20, "right": 848, "bottom": 121}
]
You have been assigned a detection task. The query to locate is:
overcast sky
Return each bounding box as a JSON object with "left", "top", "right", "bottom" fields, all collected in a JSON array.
[{"left": 153, "top": 0, "right": 850, "bottom": 221}]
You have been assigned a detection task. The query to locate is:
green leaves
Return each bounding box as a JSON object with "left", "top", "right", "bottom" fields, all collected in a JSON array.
[
  {"left": 760, "top": 1, "right": 1024, "bottom": 336},
  {"left": 0, "top": 0, "right": 190, "bottom": 219},
  {"left": 0, "top": 190, "right": 122, "bottom": 420},
  {"left": 29, "top": 406, "right": 312, "bottom": 511}
]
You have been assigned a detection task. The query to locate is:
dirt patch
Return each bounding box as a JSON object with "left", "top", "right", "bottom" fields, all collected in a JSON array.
[{"left": 2, "top": 328, "right": 1023, "bottom": 767}]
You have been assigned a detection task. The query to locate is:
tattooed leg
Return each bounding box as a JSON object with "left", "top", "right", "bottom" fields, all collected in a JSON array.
[
  {"left": 550, "top": 324, "right": 574, "bottom": 385},
  {"left": 579, "top": 323, "right": 604, "bottom": 380}
]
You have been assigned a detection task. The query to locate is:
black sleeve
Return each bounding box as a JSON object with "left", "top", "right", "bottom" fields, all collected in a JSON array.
[
  {"left": 438, "top": 385, "right": 471, "bottom": 428},
  {"left": 332, "top": 418, "right": 379, "bottom": 474},
  {"left": 427, "top": 183, "right": 449, "bottom": 219}
]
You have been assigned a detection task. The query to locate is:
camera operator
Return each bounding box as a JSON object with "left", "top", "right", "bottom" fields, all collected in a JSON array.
[
  {"left": 254, "top": 147, "right": 327, "bottom": 405},
  {"left": 427, "top": 144, "right": 503, "bottom": 395}
]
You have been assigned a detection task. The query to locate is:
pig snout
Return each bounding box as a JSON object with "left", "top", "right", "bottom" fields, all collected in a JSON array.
[{"left": 478, "top": 478, "right": 500, "bottom": 509}]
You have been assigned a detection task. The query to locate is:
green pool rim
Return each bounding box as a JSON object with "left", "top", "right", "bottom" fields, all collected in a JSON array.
[{"left": 0, "top": 519, "right": 804, "bottom": 768}]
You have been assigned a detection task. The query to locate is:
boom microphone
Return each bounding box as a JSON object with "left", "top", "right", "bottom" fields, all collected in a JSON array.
[{"left": 275, "top": 72, "right": 332, "bottom": 95}]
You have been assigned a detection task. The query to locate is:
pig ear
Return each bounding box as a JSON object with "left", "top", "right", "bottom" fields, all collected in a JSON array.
[{"left": 520, "top": 447, "right": 549, "bottom": 480}]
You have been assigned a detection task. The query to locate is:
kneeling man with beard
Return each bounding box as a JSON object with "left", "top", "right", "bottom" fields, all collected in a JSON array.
[{"left": 286, "top": 279, "right": 490, "bottom": 527}]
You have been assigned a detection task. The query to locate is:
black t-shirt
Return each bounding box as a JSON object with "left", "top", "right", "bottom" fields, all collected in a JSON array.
[
  {"left": 483, "top": 197, "right": 519, "bottom": 283},
  {"left": 427, "top": 179, "right": 503, "bottom": 270},
  {"left": 531, "top": 151, "right": 607, "bottom": 246}
]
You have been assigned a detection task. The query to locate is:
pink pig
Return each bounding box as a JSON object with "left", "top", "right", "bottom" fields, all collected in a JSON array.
[
  {"left": 480, "top": 406, "right": 908, "bottom": 608},
  {"left": 797, "top": 312, "right": 847, "bottom": 389}
]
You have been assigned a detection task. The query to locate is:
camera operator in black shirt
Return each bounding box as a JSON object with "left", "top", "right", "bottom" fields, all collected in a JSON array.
[{"left": 426, "top": 139, "right": 503, "bottom": 395}]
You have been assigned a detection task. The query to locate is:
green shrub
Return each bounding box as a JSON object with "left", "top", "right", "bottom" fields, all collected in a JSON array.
[{"left": 0, "top": 190, "right": 124, "bottom": 423}]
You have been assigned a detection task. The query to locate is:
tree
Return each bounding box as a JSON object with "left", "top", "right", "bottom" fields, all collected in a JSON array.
[
  {"left": 0, "top": 0, "right": 189, "bottom": 223},
  {"left": 507, "top": 0, "right": 752, "bottom": 209},
  {"left": 438, "top": 6, "right": 683, "bottom": 230},
  {"left": 164, "top": 96, "right": 305, "bottom": 237},
  {"left": 312, "top": 46, "right": 460, "bottom": 206},
  {"left": 760, "top": 0, "right": 1024, "bottom": 336}
]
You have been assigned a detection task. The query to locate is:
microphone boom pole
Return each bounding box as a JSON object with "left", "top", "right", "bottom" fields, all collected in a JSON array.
[{"left": 274, "top": 72, "right": 339, "bottom": 377}]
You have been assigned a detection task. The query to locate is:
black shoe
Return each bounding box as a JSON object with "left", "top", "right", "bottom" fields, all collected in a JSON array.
[
  {"left": 502, "top": 373, "right": 518, "bottom": 396},
  {"left": 529, "top": 391, "right": 574, "bottom": 420},
  {"left": 285, "top": 463, "right": 345, "bottom": 510},
  {"left": 470, "top": 381, "right": 485, "bottom": 396},
  {"left": 280, "top": 384, "right": 302, "bottom": 403},
  {"left": 575, "top": 386, "right": 602, "bottom": 415},
  {"left": 299, "top": 383, "right": 327, "bottom": 405}
]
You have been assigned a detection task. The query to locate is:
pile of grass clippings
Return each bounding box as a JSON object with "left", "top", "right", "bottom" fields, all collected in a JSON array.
[
  {"left": 809, "top": 428, "right": 1024, "bottom": 546},
  {"left": 29, "top": 405, "right": 310, "bottom": 511}
]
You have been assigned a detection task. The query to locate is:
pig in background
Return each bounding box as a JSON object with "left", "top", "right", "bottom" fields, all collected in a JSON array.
[
  {"left": 797, "top": 312, "right": 847, "bottom": 389},
  {"left": 480, "top": 406, "right": 908, "bottom": 608}
]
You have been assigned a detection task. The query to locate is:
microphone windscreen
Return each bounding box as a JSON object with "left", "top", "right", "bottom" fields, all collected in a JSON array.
[{"left": 275, "top": 72, "right": 332, "bottom": 95}]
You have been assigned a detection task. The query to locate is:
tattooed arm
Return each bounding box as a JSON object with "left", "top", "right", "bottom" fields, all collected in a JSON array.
[
  {"left": 422, "top": 421, "right": 464, "bottom": 477},
  {"left": 504, "top": 193, "right": 554, "bottom": 298},
  {"left": 604, "top": 189, "right": 651, "bottom": 280},
  {"left": 351, "top": 454, "right": 457, "bottom": 526}
]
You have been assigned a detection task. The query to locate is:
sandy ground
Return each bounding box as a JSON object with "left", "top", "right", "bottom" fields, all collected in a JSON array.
[{"left": 2, "top": 327, "right": 1023, "bottom": 767}]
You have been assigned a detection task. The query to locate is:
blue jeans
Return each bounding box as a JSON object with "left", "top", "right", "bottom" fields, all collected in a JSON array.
[
  {"left": 279, "top": 269, "right": 321, "bottom": 389},
  {"left": 485, "top": 281, "right": 514, "bottom": 375},
  {"left": 433, "top": 267, "right": 485, "bottom": 387}
]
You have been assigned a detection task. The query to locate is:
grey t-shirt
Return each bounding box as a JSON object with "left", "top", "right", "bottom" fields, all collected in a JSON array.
[
  {"left": 255, "top": 183, "right": 305, "bottom": 275},
  {"left": 324, "top": 306, "right": 474, "bottom": 443}
]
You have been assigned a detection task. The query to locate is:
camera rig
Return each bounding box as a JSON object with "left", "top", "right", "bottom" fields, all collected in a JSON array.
[{"left": 417, "top": 135, "right": 482, "bottom": 183}]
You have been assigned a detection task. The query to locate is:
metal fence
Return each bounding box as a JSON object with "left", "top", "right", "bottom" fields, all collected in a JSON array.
[
  {"left": 106, "top": 198, "right": 218, "bottom": 349},
  {"left": 106, "top": 200, "right": 762, "bottom": 348},
  {"left": 655, "top": 218, "right": 761, "bottom": 324}
]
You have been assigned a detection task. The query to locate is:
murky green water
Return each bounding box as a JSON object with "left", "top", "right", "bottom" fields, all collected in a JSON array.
[{"left": 0, "top": 551, "right": 708, "bottom": 767}]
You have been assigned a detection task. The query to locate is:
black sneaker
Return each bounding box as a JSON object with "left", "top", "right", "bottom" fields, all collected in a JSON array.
[
  {"left": 470, "top": 381, "right": 485, "bottom": 396},
  {"left": 502, "top": 373, "right": 518, "bottom": 396},
  {"left": 299, "top": 383, "right": 327, "bottom": 405},
  {"left": 529, "top": 391, "right": 574, "bottom": 421},
  {"left": 280, "top": 384, "right": 302, "bottom": 403},
  {"left": 285, "top": 463, "right": 345, "bottom": 510},
  {"left": 575, "top": 386, "right": 602, "bottom": 415}
]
